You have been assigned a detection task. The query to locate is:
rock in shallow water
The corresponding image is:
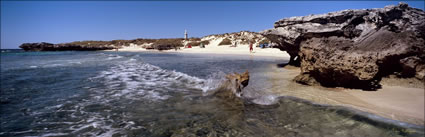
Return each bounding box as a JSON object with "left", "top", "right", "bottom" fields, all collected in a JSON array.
[
  {"left": 213, "top": 70, "right": 250, "bottom": 100},
  {"left": 262, "top": 2, "right": 425, "bottom": 89}
]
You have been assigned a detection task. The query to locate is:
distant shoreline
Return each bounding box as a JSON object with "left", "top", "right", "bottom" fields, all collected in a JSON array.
[{"left": 104, "top": 45, "right": 290, "bottom": 59}]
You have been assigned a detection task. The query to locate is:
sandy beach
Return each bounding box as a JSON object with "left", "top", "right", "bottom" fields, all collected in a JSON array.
[
  {"left": 266, "top": 65, "right": 425, "bottom": 126},
  {"left": 107, "top": 40, "right": 290, "bottom": 59}
]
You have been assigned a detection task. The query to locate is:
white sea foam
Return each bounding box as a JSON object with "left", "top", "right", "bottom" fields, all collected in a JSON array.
[
  {"left": 90, "top": 58, "right": 211, "bottom": 102},
  {"left": 252, "top": 94, "right": 279, "bottom": 105},
  {"left": 200, "top": 71, "right": 227, "bottom": 94},
  {"left": 36, "top": 58, "right": 214, "bottom": 136},
  {"left": 28, "top": 53, "right": 122, "bottom": 69},
  {"left": 29, "top": 56, "right": 277, "bottom": 136},
  {"left": 41, "top": 133, "right": 68, "bottom": 137},
  {"left": 106, "top": 55, "right": 123, "bottom": 60}
]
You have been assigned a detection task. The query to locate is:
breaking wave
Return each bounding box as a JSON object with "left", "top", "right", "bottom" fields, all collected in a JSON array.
[
  {"left": 91, "top": 58, "right": 209, "bottom": 101},
  {"left": 31, "top": 58, "right": 226, "bottom": 136},
  {"left": 12, "top": 57, "right": 280, "bottom": 137}
]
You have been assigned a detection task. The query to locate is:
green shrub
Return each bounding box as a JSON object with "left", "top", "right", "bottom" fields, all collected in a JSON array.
[
  {"left": 218, "top": 38, "right": 232, "bottom": 46},
  {"left": 152, "top": 38, "right": 184, "bottom": 50},
  {"left": 133, "top": 39, "right": 156, "bottom": 45},
  {"left": 240, "top": 40, "right": 249, "bottom": 45},
  {"left": 188, "top": 37, "right": 201, "bottom": 41},
  {"left": 56, "top": 38, "right": 185, "bottom": 50},
  {"left": 200, "top": 40, "right": 209, "bottom": 45},
  {"left": 189, "top": 40, "right": 210, "bottom": 47},
  {"left": 67, "top": 40, "right": 111, "bottom": 47},
  {"left": 188, "top": 41, "right": 200, "bottom": 46}
]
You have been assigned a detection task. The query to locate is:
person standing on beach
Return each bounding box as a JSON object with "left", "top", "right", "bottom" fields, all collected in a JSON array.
[{"left": 249, "top": 42, "right": 253, "bottom": 53}]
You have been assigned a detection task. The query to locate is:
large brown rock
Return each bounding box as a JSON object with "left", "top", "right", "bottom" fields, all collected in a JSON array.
[
  {"left": 262, "top": 3, "right": 425, "bottom": 89},
  {"left": 213, "top": 70, "right": 250, "bottom": 100}
]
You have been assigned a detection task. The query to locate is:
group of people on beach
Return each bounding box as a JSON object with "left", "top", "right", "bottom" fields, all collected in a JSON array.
[{"left": 181, "top": 41, "right": 255, "bottom": 53}]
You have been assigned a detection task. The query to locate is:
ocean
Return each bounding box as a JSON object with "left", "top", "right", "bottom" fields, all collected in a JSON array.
[{"left": 0, "top": 49, "right": 423, "bottom": 137}]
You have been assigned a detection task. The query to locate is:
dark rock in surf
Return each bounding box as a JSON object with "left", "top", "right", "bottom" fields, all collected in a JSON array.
[{"left": 262, "top": 3, "right": 425, "bottom": 89}]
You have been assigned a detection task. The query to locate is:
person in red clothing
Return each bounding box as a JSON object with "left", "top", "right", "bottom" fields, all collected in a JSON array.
[
  {"left": 188, "top": 44, "right": 192, "bottom": 48},
  {"left": 249, "top": 42, "right": 253, "bottom": 53}
]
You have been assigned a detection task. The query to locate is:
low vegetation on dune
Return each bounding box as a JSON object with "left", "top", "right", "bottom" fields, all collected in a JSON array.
[
  {"left": 20, "top": 38, "right": 190, "bottom": 51},
  {"left": 188, "top": 40, "right": 210, "bottom": 46},
  {"left": 203, "top": 30, "right": 259, "bottom": 38},
  {"left": 258, "top": 39, "right": 270, "bottom": 45},
  {"left": 218, "top": 38, "right": 232, "bottom": 46},
  {"left": 239, "top": 39, "right": 253, "bottom": 45},
  {"left": 188, "top": 37, "right": 201, "bottom": 41},
  {"left": 151, "top": 38, "right": 185, "bottom": 50},
  {"left": 66, "top": 39, "right": 175, "bottom": 47},
  {"left": 127, "top": 39, "right": 157, "bottom": 45}
]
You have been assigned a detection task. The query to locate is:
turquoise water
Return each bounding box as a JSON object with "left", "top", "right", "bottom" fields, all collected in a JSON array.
[{"left": 0, "top": 50, "right": 423, "bottom": 136}]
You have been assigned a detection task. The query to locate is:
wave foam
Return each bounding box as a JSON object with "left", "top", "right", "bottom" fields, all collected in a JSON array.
[
  {"left": 92, "top": 59, "right": 207, "bottom": 101},
  {"left": 27, "top": 57, "right": 279, "bottom": 136}
]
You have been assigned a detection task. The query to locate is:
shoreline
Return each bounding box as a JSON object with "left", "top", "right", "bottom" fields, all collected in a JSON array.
[
  {"left": 265, "top": 64, "right": 425, "bottom": 127},
  {"left": 106, "top": 48, "right": 424, "bottom": 127},
  {"left": 275, "top": 95, "right": 424, "bottom": 132},
  {"left": 104, "top": 44, "right": 290, "bottom": 59}
]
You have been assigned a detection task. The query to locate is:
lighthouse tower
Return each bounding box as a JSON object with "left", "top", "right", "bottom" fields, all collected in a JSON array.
[{"left": 184, "top": 29, "right": 188, "bottom": 40}]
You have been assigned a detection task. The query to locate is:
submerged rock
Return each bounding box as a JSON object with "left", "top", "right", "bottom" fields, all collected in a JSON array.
[{"left": 262, "top": 3, "right": 425, "bottom": 89}]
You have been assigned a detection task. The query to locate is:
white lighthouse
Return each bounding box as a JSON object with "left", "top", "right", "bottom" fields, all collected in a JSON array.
[{"left": 184, "top": 29, "right": 188, "bottom": 40}]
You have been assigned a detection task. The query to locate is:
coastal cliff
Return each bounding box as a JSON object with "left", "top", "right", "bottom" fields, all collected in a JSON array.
[{"left": 262, "top": 3, "right": 425, "bottom": 89}]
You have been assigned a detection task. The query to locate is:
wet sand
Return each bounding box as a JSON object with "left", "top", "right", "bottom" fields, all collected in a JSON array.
[{"left": 265, "top": 65, "right": 425, "bottom": 126}]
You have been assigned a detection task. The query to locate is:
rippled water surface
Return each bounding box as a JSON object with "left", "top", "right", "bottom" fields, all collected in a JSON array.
[{"left": 1, "top": 50, "right": 423, "bottom": 137}]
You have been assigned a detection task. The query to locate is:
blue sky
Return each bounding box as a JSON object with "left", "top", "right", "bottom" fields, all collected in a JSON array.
[{"left": 1, "top": 1, "right": 424, "bottom": 49}]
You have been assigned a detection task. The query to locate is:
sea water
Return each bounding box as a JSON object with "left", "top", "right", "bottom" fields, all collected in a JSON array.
[{"left": 0, "top": 50, "right": 423, "bottom": 137}]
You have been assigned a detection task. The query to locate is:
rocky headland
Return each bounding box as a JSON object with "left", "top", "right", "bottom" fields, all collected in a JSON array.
[
  {"left": 19, "top": 42, "right": 117, "bottom": 51},
  {"left": 262, "top": 3, "right": 425, "bottom": 90}
]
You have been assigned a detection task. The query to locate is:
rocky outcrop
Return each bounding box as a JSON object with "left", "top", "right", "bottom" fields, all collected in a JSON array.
[
  {"left": 20, "top": 42, "right": 116, "bottom": 51},
  {"left": 214, "top": 70, "right": 250, "bottom": 100},
  {"left": 262, "top": 3, "right": 425, "bottom": 89},
  {"left": 20, "top": 42, "right": 55, "bottom": 51}
]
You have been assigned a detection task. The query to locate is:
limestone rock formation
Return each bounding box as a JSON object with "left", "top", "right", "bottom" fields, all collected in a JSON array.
[
  {"left": 262, "top": 3, "right": 425, "bottom": 89},
  {"left": 213, "top": 70, "right": 250, "bottom": 99}
]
